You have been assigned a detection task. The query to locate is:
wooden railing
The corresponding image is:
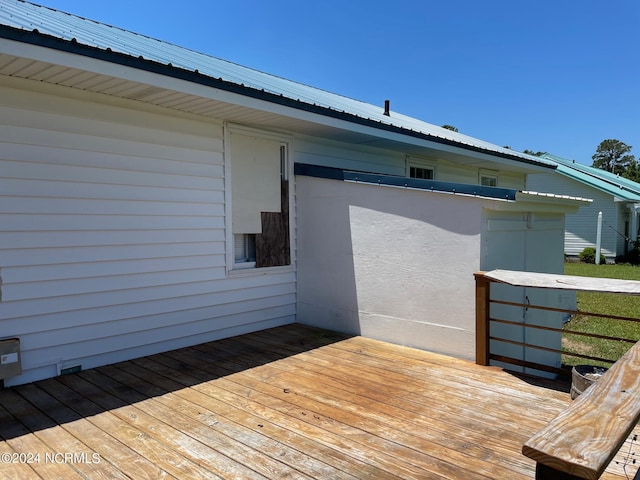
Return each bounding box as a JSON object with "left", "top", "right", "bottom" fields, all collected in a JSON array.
[
  {"left": 523, "top": 340, "right": 640, "bottom": 479},
  {"left": 475, "top": 270, "right": 640, "bottom": 376},
  {"left": 475, "top": 269, "right": 640, "bottom": 479}
]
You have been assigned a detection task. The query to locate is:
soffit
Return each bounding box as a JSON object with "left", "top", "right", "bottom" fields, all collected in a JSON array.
[{"left": 0, "top": 48, "right": 545, "bottom": 173}]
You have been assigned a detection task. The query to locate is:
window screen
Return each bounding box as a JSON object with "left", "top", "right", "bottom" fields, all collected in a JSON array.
[
  {"left": 410, "top": 166, "right": 434, "bottom": 180},
  {"left": 234, "top": 234, "right": 256, "bottom": 263},
  {"left": 480, "top": 175, "right": 498, "bottom": 187}
]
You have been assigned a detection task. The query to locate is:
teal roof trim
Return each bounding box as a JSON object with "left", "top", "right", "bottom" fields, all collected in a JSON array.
[{"left": 540, "top": 153, "right": 640, "bottom": 202}]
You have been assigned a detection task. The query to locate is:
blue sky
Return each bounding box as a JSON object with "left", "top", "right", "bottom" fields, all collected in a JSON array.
[{"left": 32, "top": 0, "right": 639, "bottom": 165}]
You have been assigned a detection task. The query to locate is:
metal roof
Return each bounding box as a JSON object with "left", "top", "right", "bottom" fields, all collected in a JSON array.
[
  {"left": 0, "top": 0, "right": 556, "bottom": 170},
  {"left": 540, "top": 153, "right": 640, "bottom": 202}
]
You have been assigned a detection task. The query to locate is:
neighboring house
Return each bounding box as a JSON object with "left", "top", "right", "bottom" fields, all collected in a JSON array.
[
  {"left": 0, "top": 1, "right": 587, "bottom": 386},
  {"left": 527, "top": 153, "right": 640, "bottom": 260}
]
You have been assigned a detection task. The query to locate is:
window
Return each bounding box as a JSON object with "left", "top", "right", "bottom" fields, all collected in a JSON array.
[
  {"left": 407, "top": 156, "right": 436, "bottom": 180},
  {"left": 227, "top": 125, "right": 291, "bottom": 271},
  {"left": 410, "top": 166, "right": 434, "bottom": 180},
  {"left": 480, "top": 175, "right": 498, "bottom": 187},
  {"left": 479, "top": 170, "right": 498, "bottom": 187},
  {"left": 234, "top": 234, "right": 256, "bottom": 264}
]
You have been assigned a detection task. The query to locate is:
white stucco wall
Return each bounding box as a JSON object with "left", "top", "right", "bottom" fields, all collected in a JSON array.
[{"left": 295, "top": 175, "right": 484, "bottom": 360}]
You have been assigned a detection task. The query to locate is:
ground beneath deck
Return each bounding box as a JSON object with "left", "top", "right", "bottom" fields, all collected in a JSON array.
[{"left": 0, "top": 323, "right": 637, "bottom": 479}]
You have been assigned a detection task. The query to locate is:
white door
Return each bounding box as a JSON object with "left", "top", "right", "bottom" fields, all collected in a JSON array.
[{"left": 482, "top": 210, "right": 567, "bottom": 377}]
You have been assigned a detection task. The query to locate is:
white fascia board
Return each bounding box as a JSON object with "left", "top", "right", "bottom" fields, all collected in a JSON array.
[
  {"left": 484, "top": 191, "right": 591, "bottom": 214},
  {"left": 518, "top": 190, "right": 593, "bottom": 204},
  {"left": 519, "top": 191, "right": 591, "bottom": 213}
]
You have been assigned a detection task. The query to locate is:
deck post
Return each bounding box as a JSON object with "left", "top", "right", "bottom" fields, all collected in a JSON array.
[{"left": 474, "top": 272, "right": 490, "bottom": 366}]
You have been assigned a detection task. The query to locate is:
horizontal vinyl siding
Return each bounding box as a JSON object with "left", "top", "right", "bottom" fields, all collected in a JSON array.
[
  {"left": 435, "top": 160, "right": 525, "bottom": 190},
  {"left": 295, "top": 135, "right": 527, "bottom": 189},
  {"left": 0, "top": 82, "right": 295, "bottom": 385},
  {"left": 527, "top": 173, "right": 619, "bottom": 257},
  {"left": 295, "top": 135, "right": 406, "bottom": 175}
]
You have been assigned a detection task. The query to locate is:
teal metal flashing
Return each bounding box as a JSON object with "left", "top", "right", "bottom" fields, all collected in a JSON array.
[{"left": 294, "top": 163, "right": 517, "bottom": 201}]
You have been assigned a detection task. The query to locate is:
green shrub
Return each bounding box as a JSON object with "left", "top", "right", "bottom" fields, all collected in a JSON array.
[
  {"left": 579, "top": 247, "right": 606, "bottom": 264},
  {"left": 627, "top": 241, "right": 640, "bottom": 265},
  {"left": 615, "top": 241, "right": 640, "bottom": 265}
]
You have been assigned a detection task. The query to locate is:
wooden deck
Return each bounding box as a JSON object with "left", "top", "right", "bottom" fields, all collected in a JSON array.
[{"left": 0, "top": 323, "right": 637, "bottom": 480}]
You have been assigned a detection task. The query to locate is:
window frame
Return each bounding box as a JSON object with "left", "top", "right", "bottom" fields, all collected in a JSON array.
[
  {"left": 224, "top": 124, "right": 294, "bottom": 275},
  {"left": 479, "top": 169, "right": 499, "bottom": 187},
  {"left": 406, "top": 156, "right": 436, "bottom": 180}
]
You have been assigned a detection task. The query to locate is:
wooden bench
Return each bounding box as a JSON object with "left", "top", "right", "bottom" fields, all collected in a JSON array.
[{"left": 522, "top": 340, "right": 640, "bottom": 479}]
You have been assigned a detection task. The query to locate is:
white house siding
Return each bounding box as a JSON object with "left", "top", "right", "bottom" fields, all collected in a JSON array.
[
  {"left": 294, "top": 135, "right": 407, "bottom": 175},
  {"left": 432, "top": 158, "right": 525, "bottom": 190},
  {"left": 295, "top": 174, "right": 484, "bottom": 360},
  {"left": 294, "top": 136, "right": 527, "bottom": 189},
  {"left": 527, "top": 172, "right": 619, "bottom": 258},
  {"left": 0, "top": 81, "right": 295, "bottom": 386}
]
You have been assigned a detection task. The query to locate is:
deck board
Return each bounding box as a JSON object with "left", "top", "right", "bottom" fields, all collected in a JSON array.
[{"left": 0, "top": 323, "right": 637, "bottom": 479}]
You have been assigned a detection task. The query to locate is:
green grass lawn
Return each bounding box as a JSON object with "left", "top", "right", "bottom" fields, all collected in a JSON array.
[{"left": 562, "top": 262, "right": 640, "bottom": 367}]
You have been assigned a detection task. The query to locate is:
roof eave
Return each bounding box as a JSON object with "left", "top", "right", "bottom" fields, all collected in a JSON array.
[
  {"left": 0, "top": 24, "right": 556, "bottom": 171},
  {"left": 542, "top": 154, "right": 640, "bottom": 198},
  {"left": 556, "top": 167, "right": 640, "bottom": 202}
]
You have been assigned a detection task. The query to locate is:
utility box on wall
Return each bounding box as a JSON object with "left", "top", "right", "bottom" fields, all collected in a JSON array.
[{"left": 0, "top": 338, "right": 22, "bottom": 379}]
